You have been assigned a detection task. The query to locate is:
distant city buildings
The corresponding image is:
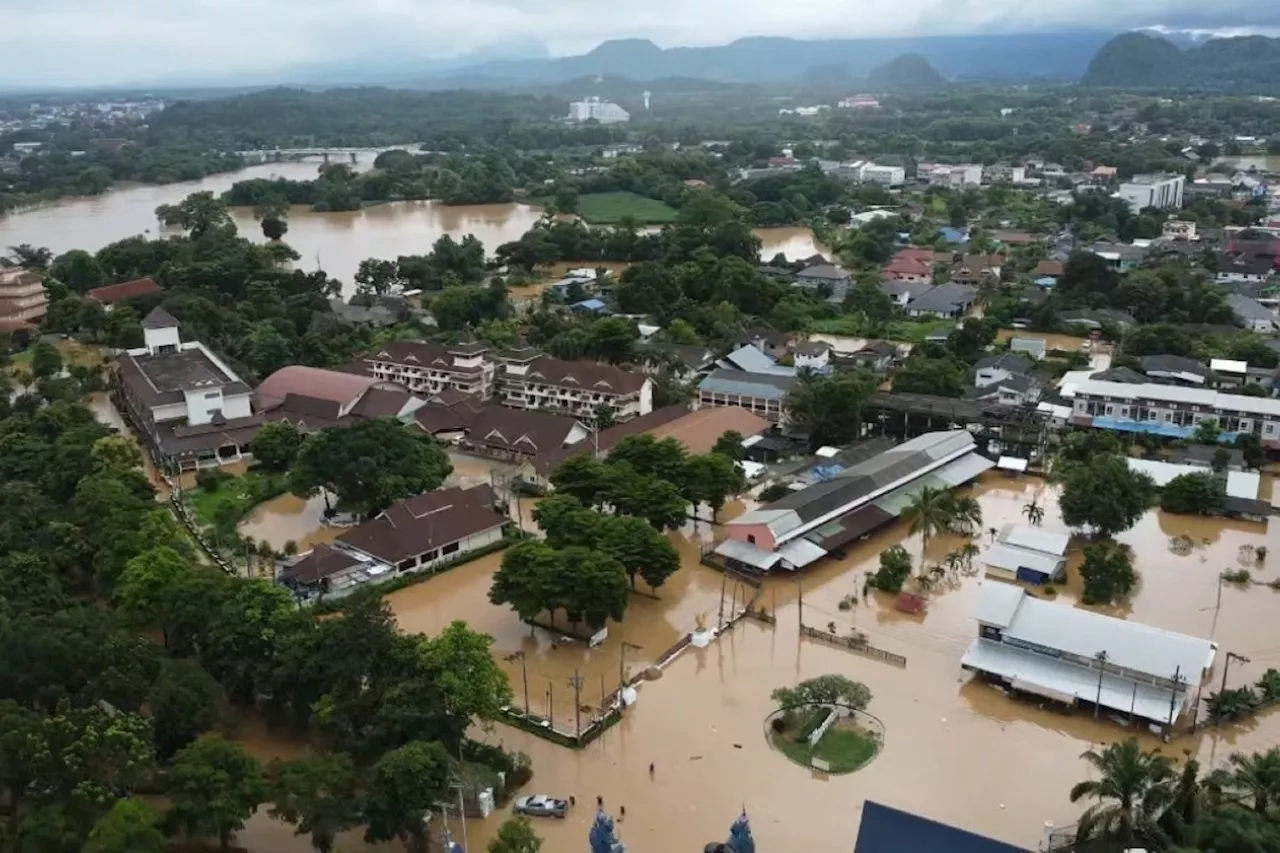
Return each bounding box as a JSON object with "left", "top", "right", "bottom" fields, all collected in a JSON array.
[
  {"left": 568, "top": 97, "right": 630, "bottom": 124},
  {"left": 838, "top": 95, "right": 881, "bottom": 109}
]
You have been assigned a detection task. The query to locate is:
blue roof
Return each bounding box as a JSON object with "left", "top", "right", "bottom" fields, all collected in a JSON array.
[
  {"left": 940, "top": 227, "right": 969, "bottom": 243},
  {"left": 698, "top": 369, "right": 796, "bottom": 400},
  {"left": 572, "top": 298, "right": 608, "bottom": 311},
  {"left": 854, "top": 801, "right": 1029, "bottom": 853},
  {"left": 1033, "top": 276, "right": 1057, "bottom": 287}
]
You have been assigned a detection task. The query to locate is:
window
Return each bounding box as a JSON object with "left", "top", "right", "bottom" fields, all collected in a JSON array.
[
  {"left": 441, "top": 542, "right": 460, "bottom": 556},
  {"left": 204, "top": 391, "right": 220, "bottom": 400},
  {"left": 747, "top": 534, "right": 757, "bottom": 545},
  {"left": 1105, "top": 405, "right": 1114, "bottom": 416}
]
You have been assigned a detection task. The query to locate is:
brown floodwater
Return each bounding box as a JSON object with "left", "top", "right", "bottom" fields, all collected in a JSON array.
[
  {"left": 0, "top": 158, "right": 826, "bottom": 294},
  {"left": 221, "top": 469, "right": 1280, "bottom": 853}
]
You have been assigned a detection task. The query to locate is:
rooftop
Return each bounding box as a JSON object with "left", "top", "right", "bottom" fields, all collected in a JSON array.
[
  {"left": 123, "top": 346, "right": 247, "bottom": 405},
  {"left": 1073, "top": 378, "right": 1280, "bottom": 419},
  {"left": 86, "top": 277, "right": 161, "bottom": 304},
  {"left": 854, "top": 800, "right": 1029, "bottom": 853},
  {"left": 255, "top": 365, "right": 381, "bottom": 411},
  {"left": 908, "top": 282, "right": 977, "bottom": 315},
  {"left": 337, "top": 485, "right": 506, "bottom": 565},
  {"left": 699, "top": 369, "right": 797, "bottom": 400}
]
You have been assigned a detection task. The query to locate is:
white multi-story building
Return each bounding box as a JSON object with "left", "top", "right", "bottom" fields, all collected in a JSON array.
[
  {"left": 859, "top": 163, "right": 906, "bottom": 187},
  {"left": 1070, "top": 378, "right": 1280, "bottom": 446},
  {"left": 568, "top": 97, "right": 630, "bottom": 124},
  {"left": 116, "top": 307, "right": 260, "bottom": 470},
  {"left": 497, "top": 347, "right": 651, "bottom": 421},
  {"left": 362, "top": 339, "right": 495, "bottom": 398},
  {"left": 1117, "top": 174, "right": 1185, "bottom": 213},
  {"left": 923, "top": 163, "right": 984, "bottom": 189},
  {"left": 0, "top": 267, "right": 47, "bottom": 327}
]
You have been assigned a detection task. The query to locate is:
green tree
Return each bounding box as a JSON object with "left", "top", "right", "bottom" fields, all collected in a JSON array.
[
  {"left": 49, "top": 249, "right": 105, "bottom": 293},
  {"left": 420, "top": 621, "right": 513, "bottom": 732},
  {"left": 891, "top": 356, "right": 967, "bottom": 397},
  {"left": 172, "top": 191, "right": 234, "bottom": 239},
  {"left": 1194, "top": 418, "right": 1224, "bottom": 445},
  {"left": 363, "top": 741, "right": 455, "bottom": 853},
  {"left": 1080, "top": 540, "right": 1138, "bottom": 605},
  {"left": 115, "top": 545, "right": 194, "bottom": 649},
  {"left": 558, "top": 546, "right": 631, "bottom": 630},
  {"left": 1208, "top": 749, "right": 1280, "bottom": 814},
  {"left": 1069, "top": 738, "right": 1175, "bottom": 848},
  {"left": 268, "top": 752, "right": 362, "bottom": 853},
  {"left": 596, "top": 514, "right": 681, "bottom": 592},
  {"left": 29, "top": 341, "right": 63, "bottom": 380},
  {"left": 262, "top": 216, "right": 289, "bottom": 240},
  {"left": 868, "top": 545, "right": 912, "bottom": 593},
  {"left": 490, "top": 816, "right": 543, "bottom": 853},
  {"left": 550, "top": 453, "right": 606, "bottom": 505},
  {"left": 771, "top": 674, "right": 872, "bottom": 710},
  {"left": 84, "top": 799, "right": 165, "bottom": 853},
  {"left": 91, "top": 434, "right": 143, "bottom": 473},
  {"left": 149, "top": 658, "right": 225, "bottom": 760},
  {"left": 290, "top": 418, "right": 453, "bottom": 518},
  {"left": 684, "top": 452, "right": 745, "bottom": 521},
  {"left": 1058, "top": 455, "right": 1155, "bottom": 536},
  {"left": 605, "top": 467, "right": 688, "bottom": 531},
  {"left": 712, "top": 430, "right": 746, "bottom": 461},
  {"left": 167, "top": 735, "right": 268, "bottom": 853},
  {"left": 1235, "top": 432, "right": 1265, "bottom": 470},
  {"left": 552, "top": 183, "right": 579, "bottom": 215},
  {"left": 902, "top": 485, "right": 956, "bottom": 565},
  {"left": 785, "top": 369, "right": 873, "bottom": 450},
  {"left": 251, "top": 421, "right": 304, "bottom": 471},
  {"left": 1160, "top": 472, "right": 1225, "bottom": 515},
  {"left": 490, "top": 540, "right": 557, "bottom": 628},
  {"left": 1022, "top": 498, "right": 1045, "bottom": 526}
]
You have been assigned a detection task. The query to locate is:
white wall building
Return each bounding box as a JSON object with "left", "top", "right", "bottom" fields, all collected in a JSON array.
[
  {"left": 1117, "top": 174, "right": 1185, "bottom": 212},
  {"left": 859, "top": 164, "right": 906, "bottom": 187},
  {"left": 568, "top": 97, "right": 630, "bottom": 124},
  {"left": 1070, "top": 378, "right": 1280, "bottom": 446}
]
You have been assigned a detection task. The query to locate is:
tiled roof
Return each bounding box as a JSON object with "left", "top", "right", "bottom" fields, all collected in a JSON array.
[
  {"left": 338, "top": 485, "right": 506, "bottom": 564},
  {"left": 907, "top": 282, "right": 977, "bottom": 315},
  {"left": 86, "top": 277, "right": 161, "bottom": 303},
  {"left": 645, "top": 406, "right": 770, "bottom": 455},
  {"left": 465, "top": 405, "right": 584, "bottom": 456},
  {"left": 142, "top": 306, "right": 179, "bottom": 329},
  {"left": 363, "top": 340, "right": 485, "bottom": 376},
  {"left": 511, "top": 357, "right": 648, "bottom": 395},
  {"left": 255, "top": 365, "right": 379, "bottom": 411},
  {"left": 278, "top": 543, "right": 364, "bottom": 585}
]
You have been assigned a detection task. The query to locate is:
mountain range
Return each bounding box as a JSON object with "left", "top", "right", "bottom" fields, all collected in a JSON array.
[{"left": 1082, "top": 31, "right": 1280, "bottom": 87}]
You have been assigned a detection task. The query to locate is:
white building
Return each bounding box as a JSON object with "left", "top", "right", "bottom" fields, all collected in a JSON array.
[
  {"left": 859, "top": 164, "right": 906, "bottom": 187},
  {"left": 1116, "top": 174, "right": 1185, "bottom": 213},
  {"left": 982, "top": 525, "right": 1070, "bottom": 585},
  {"left": 115, "top": 307, "right": 259, "bottom": 470},
  {"left": 568, "top": 97, "right": 630, "bottom": 124},
  {"left": 962, "top": 582, "right": 1215, "bottom": 727},
  {"left": 496, "top": 347, "right": 653, "bottom": 422},
  {"left": 923, "top": 164, "right": 984, "bottom": 189}
]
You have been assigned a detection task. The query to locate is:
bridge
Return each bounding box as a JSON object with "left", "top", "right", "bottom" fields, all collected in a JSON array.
[{"left": 235, "top": 145, "right": 427, "bottom": 165}]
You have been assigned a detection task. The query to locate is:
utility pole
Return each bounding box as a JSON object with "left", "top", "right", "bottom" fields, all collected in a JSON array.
[
  {"left": 547, "top": 684, "right": 554, "bottom": 727},
  {"left": 717, "top": 570, "right": 728, "bottom": 632},
  {"left": 1216, "top": 652, "right": 1251, "bottom": 721},
  {"left": 1093, "top": 650, "right": 1109, "bottom": 720},
  {"left": 1169, "top": 666, "right": 1184, "bottom": 729},
  {"left": 504, "top": 652, "right": 530, "bottom": 715},
  {"left": 569, "top": 671, "right": 585, "bottom": 738},
  {"left": 797, "top": 579, "right": 804, "bottom": 632},
  {"left": 455, "top": 783, "right": 469, "bottom": 853}
]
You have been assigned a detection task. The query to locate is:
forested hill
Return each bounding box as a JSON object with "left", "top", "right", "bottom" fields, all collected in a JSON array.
[
  {"left": 866, "top": 53, "right": 947, "bottom": 91},
  {"left": 1082, "top": 32, "right": 1280, "bottom": 89}
]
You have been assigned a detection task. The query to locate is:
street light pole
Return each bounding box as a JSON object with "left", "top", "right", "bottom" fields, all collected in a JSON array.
[{"left": 1093, "top": 650, "right": 1109, "bottom": 720}]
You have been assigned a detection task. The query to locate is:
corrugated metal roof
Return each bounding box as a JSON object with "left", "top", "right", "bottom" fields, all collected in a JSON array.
[
  {"left": 962, "top": 639, "right": 1191, "bottom": 723},
  {"left": 983, "top": 543, "right": 1066, "bottom": 576},
  {"left": 933, "top": 453, "right": 995, "bottom": 486},
  {"left": 854, "top": 800, "right": 1030, "bottom": 853},
  {"left": 698, "top": 369, "right": 796, "bottom": 399},
  {"left": 713, "top": 539, "right": 782, "bottom": 570},
  {"left": 973, "top": 584, "right": 1215, "bottom": 681},
  {"left": 1074, "top": 379, "right": 1280, "bottom": 418},
  {"left": 973, "top": 581, "right": 1024, "bottom": 628},
  {"left": 998, "top": 525, "right": 1069, "bottom": 556},
  {"left": 778, "top": 538, "right": 828, "bottom": 568},
  {"left": 1227, "top": 470, "right": 1262, "bottom": 500}
]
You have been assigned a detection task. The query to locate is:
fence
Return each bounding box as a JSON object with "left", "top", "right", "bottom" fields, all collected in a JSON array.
[{"left": 799, "top": 624, "right": 908, "bottom": 668}]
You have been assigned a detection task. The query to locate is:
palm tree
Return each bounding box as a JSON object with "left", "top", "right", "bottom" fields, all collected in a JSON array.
[
  {"left": 1022, "top": 498, "right": 1046, "bottom": 526},
  {"left": 950, "top": 495, "right": 983, "bottom": 534},
  {"left": 902, "top": 485, "right": 956, "bottom": 567},
  {"left": 1069, "top": 738, "right": 1175, "bottom": 848},
  {"left": 1208, "top": 749, "right": 1280, "bottom": 813},
  {"left": 1161, "top": 757, "right": 1209, "bottom": 847},
  {"left": 958, "top": 542, "right": 981, "bottom": 573}
]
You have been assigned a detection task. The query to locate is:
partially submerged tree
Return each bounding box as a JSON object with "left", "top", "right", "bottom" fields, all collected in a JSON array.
[{"left": 771, "top": 675, "right": 872, "bottom": 711}]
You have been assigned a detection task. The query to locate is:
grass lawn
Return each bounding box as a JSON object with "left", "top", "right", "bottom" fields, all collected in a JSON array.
[
  {"left": 771, "top": 719, "right": 879, "bottom": 773},
  {"left": 4, "top": 338, "right": 104, "bottom": 377},
  {"left": 186, "top": 469, "right": 288, "bottom": 530},
  {"left": 809, "top": 316, "right": 956, "bottom": 344},
  {"left": 573, "top": 191, "right": 679, "bottom": 225}
]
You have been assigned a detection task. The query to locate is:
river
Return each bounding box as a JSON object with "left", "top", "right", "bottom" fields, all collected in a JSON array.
[
  {"left": 222, "top": 466, "right": 1280, "bottom": 853},
  {"left": 0, "top": 158, "right": 827, "bottom": 293}
]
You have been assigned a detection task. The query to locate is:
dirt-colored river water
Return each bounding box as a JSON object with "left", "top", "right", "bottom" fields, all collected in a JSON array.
[
  {"left": 218, "top": 467, "right": 1280, "bottom": 853},
  {"left": 0, "top": 158, "right": 826, "bottom": 293}
]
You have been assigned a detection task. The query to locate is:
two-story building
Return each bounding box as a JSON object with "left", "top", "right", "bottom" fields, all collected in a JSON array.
[
  {"left": 116, "top": 307, "right": 261, "bottom": 471},
  {"left": 496, "top": 346, "right": 652, "bottom": 422},
  {"left": 361, "top": 338, "right": 494, "bottom": 398},
  {"left": 793, "top": 263, "right": 851, "bottom": 303},
  {"left": 1069, "top": 377, "right": 1280, "bottom": 447}
]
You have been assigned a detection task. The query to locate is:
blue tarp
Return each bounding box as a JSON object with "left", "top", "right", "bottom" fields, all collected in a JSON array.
[
  {"left": 1091, "top": 416, "right": 1244, "bottom": 442},
  {"left": 854, "top": 801, "right": 1030, "bottom": 853}
]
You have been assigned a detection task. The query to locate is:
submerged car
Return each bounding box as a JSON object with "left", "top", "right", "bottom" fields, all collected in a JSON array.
[{"left": 514, "top": 794, "right": 569, "bottom": 818}]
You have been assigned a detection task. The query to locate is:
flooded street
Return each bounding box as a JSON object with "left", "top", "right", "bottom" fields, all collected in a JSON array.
[
  {"left": 0, "top": 159, "right": 825, "bottom": 292},
  {"left": 222, "top": 468, "right": 1280, "bottom": 853}
]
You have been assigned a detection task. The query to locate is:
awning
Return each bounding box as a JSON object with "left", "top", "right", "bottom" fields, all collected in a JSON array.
[
  {"left": 933, "top": 452, "right": 996, "bottom": 487},
  {"left": 713, "top": 539, "right": 782, "bottom": 570},
  {"left": 778, "top": 538, "right": 828, "bottom": 569}
]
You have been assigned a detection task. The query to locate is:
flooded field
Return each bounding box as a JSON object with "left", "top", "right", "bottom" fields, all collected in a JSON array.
[{"left": 221, "top": 470, "right": 1280, "bottom": 853}]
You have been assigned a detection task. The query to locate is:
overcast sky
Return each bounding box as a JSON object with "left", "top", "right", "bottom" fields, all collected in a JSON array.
[{"left": 2, "top": 0, "right": 1278, "bottom": 88}]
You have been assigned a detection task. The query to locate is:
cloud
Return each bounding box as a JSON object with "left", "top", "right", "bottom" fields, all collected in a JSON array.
[{"left": 0, "top": 0, "right": 1275, "bottom": 87}]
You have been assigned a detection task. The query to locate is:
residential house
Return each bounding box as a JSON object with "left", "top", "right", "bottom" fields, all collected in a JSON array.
[
  {"left": 1030, "top": 259, "right": 1064, "bottom": 281},
  {"left": 1226, "top": 292, "right": 1278, "bottom": 332},
  {"left": 948, "top": 254, "right": 1003, "bottom": 286},
  {"left": 962, "top": 582, "right": 1214, "bottom": 726},
  {"left": 974, "top": 353, "right": 1034, "bottom": 389},
  {"left": 115, "top": 307, "right": 260, "bottom": 471},
  {"left": 717, "top": 344, "right": 797, "bottom": 377},
  {"left": 879, "top": 279, "right": 934, "bottom": 308},
  {"left": 1162, "top": 220, "right": 1199, "bottom": 241},
  {"left": 1139, "top": 354, "right": 1211, "bottom": 386},
  {"left": 904, "top": 282, "right": 977, "bottom": 319},
  {"left": 412, "top": 391, "right": 486, "bottom": 442},
  {"left": 254, "top": 365, "right": 425, "bottom": 432},
  {"left": 496, "top": 347, "right": 652, "bottom": 422},
  {"left": 639, "top": 342, "right": 715, "bottom": 382},
  {"left": 1217, "top": 253, "right": 1276, "bottom": 286},
  {"left": 793, "top": 340, "right": 832, "bottom": 371},
  {"left": 86, "top": 276, "right": 161, "bottom": 309},
  {"left": 844, "top": 340, "right": 898, "bottom": 372},
  {"left": 793, "top": 262, "right": 851, "bottom": 303},
  {"left": 334, "top": 485, "right": 508, "bottom": 576},
  {"left": 570, "top": 298, "right": 610, "bottom": 315},
  {"left": 1070, "top": 377, "right": 1280, "bottom": 446},
  {"left": 969, "top": 374, "right": 1042, "bottom": 407},
  {"left": 982, "top": 525, "right": 1070, "bottom": 585},
  {"left": 711, "top": 430, "right": 993, "bottom": 573},
  {"left": 989, "top": 230, "right": 1041, "bottom": 248},
  {"left": 881, "top": 254, "right": 934, "bottom": 284},
  {"left": 739, "top": 329, "right": 793, "bottom": 361},
  {"left": 858, "top": 164, "right": 905, "bottom": 187},
  {"left": 0, "top": 267, "right": 47, "bottom": 330},
  {"left": 360, "top": 337, "right": 495, "bottom": 398},
  {"left": 1090, "top": 242, "right": 1147, "bottom": 271}
]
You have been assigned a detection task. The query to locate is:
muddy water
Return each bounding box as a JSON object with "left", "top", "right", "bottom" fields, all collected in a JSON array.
[
  {"left": 0, "top": 159, "right": 825, "bottom": 293},
  {"left": 238, "top": 494, "right": 340, "bottom": 553}
]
